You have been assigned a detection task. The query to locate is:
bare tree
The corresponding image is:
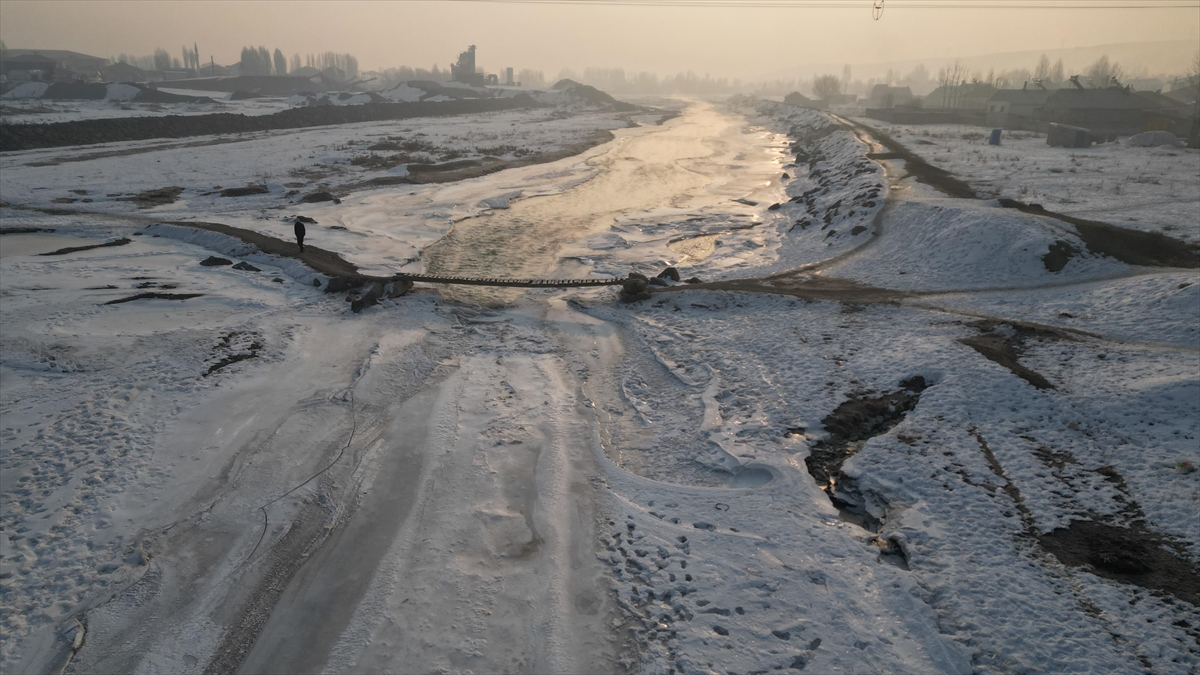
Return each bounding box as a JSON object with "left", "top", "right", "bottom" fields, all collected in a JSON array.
[
  {"left": 290, "top": 53, "right": 301, "bottom": 73},
  {"left": 1034, "top": 54, "right": 1051, "bottom": 82},
  {"left": 153, "top": 48, "right": 171, "bottom": 71},
  {"left": 273, "top": 48, "right": 287, "bottom": 76},
  {"left": 813, "top": 74, "right": 841, "bottom": 101},
  {"left": 1050, "top": 58, "right": 1065, "bottom": 85},
  {"left": 517, "top": 69, "right": 545, "bottom": 88},
  {"left": 1086, "top": 54, "right": 1122, "bottom": 88},
  {"left": 1190, "top": 50, "right": 1200, "bottom": 126},
  {"left": 842, "top": 64, "right": 852, "bottom": 93}
]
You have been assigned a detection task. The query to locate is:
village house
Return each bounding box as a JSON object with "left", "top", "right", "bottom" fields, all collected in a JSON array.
[
  {"left": 925, "top": 81, "right": 998, "bottom": 110},
  {"left": 1, "top": 53, "right": 59, "bottom": 81},
  {"left": 985, "top": 88, "right": 1052, "bottom": 128},
  {"left": 866, "top": 84, "right": 914, "bottom": 109},
  {"left": 99, "top": 61, "right": 150, "bottom": 82},
  {"left": 1037, "top": 86, "right": 1172, "bottom": 136},
  {"left": 783, "top": 90, "right": 818, "bottom": 108},
  {"left": 2, "top": 49, "right": 108, "bottom": 81}
]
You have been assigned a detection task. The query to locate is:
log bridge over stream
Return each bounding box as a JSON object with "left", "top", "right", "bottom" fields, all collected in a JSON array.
[
  {"left": 391, "top": 273, "right": 627, "bottom": 288},
  {"left": 343, "top": 271, "right": 655, "bottom": 311}
]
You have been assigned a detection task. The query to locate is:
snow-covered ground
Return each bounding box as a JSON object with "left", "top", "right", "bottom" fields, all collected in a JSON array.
[
  {"left": 0, "top": 106, "right": 634, "bottom": 275},
  {"left": 854, "top": 119, "right": 1200, "bottom": 246},
  {"left": 2, "top": 97, "right": 1198, "bottom": 675},
  {"left": 0, "top": 91, "right": 295, "bottom": 125}
]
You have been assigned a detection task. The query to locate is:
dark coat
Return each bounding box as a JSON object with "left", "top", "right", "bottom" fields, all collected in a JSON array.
[{"left": 294, "top": 220, "right": 306, "bottom": 238}]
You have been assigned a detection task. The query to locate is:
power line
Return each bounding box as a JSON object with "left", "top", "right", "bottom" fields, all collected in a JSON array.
[{"left": 404, "top": 0, "right": 1198, "bottom": 6}]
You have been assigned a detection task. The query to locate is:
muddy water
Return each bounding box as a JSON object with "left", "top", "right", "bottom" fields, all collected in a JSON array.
[{"left": 422, "top": 102, "right": 780, "bottom": 304}]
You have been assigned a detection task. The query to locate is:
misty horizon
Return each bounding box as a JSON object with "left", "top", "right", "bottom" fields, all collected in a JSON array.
[{"left": 1, "top": 1, "right": 1197, "bottom": 83}]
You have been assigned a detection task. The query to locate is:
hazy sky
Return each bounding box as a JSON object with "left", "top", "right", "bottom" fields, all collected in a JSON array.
[{"left": 1, "top": 0, "right": 1197, "bottom": 79}]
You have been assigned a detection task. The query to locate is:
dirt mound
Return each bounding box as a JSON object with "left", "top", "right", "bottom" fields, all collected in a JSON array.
[
  {"left": 155, "top": 75, "right": 331, "bottom": 96},
  {"left": 1125, "top": 131, "right": 1183, "bottom": 148},
  {"left": 40, "top": 83, "right": 110, "bottom": 100},
  {"left": 550, "top": 79, "right": 637, "bottom": 112}
]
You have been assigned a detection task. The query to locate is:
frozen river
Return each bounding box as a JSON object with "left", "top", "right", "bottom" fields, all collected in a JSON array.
[{"left": 3, "top": 98, "right": 1196, "bottom": 675}]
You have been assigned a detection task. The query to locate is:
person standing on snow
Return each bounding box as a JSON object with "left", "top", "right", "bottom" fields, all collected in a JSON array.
[{"left": 294, "top": 217, "right": 306, "bottom": 253}]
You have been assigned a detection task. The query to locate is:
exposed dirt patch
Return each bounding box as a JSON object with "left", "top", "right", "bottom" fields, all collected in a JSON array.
[
  {"left": 38, "top": 237, "right": 130, "bottom": 256},
  {"left": 665, "top": 275, "right": 911, "bottom": 305},
  {"left": 116, "top": 187, "right": 184, "bottom": 209},
  {"left": 0, "top": 98, "right": 544, "bottom": 152},
  {"left": 1042, "top": 240, "right": 1079, "bottom": 272},
  {"left": 299, "top": 191, "right": 337, "bottom": 203},
  {"left": 1039, "top": 520, "right": 1200, "bottom": 606},
  {"left": 203, "top": 331, "right": 263, "bottom": 377},
  {"left": 220, "top": 184, "right": 269, "bottom": 198},
  {"left": 158, "top": 220, "right": 360, "bottom": 279},
  {"left": 972, "top": 429, "right": 1037, "bottom": 533},
  {"left": 957, "top": 320, "right": 1074, "bottom": 390},
  {"left": 999, "top": 198, "right": 1200, "bottom": 269},
  {"left": 0, "top": 227, "right": 55, "bottom": 235},
  {"left": 846, "top": 121, "right": 977, "bottom": 199},
  {"left": 103, "top": 292, "right": 204, "bottom": 305},
  {"left": 23, "top": 137, "right": 250, "bottom": 167},
  {"left": 804, "top": 375, "right": 928, "bottom": 492}
]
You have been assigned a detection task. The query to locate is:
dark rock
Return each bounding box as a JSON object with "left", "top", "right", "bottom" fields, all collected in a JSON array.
[
  {"left": 231, "top": 261, "right": 261, "bottom": 272},
  {"left": 324, "top": 275, "right": 360, "bottom": 293},
  {"left": 684, "top": 277, "right": 702, "bottom": 284},
  {"left": 200, "top": 256, "right": 233, "bottom": 266},
  {"left": 294, "top": 215, "right": 317, "bottom": 224},
  {"left": 313, "top": 278, "right": 322, "bottom": 287},
  {"left": 301, "top": 191, "right": 336, "bottom": 203},
  {"left": 324, "top": 276, "right": 364, "bottom": 294},
  {"left": 767, "top": 203, "right": 782, "bottom": 211},
  {"left": 115, "top": 186, "right": 184, "bottom": 209},
  {"left": 620, "top": 275, "right": 651, "bottom": 303},
  {"left": 272, "top": 277, "right": 285, "bottom": 283},
  {"left": 850, "top": 225, "right": 867, "bottom": 236},
  {"left": 350, "top": 281, "right": 385, "bottom": 313},
  {"left": 220, "top": 184, "right": 269, "bottom": 197},
  {"left": 656, "top": 266, "right": 680, "bottom": 281},
  {"left": 385, "top": 279, "right": 413, "bottom": 298},
  {"left": 781, "top": 172, "right": 790, "bottom": 180},
  {"left": 648, "top": 277, "right": 668, "bottom": 287}
]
